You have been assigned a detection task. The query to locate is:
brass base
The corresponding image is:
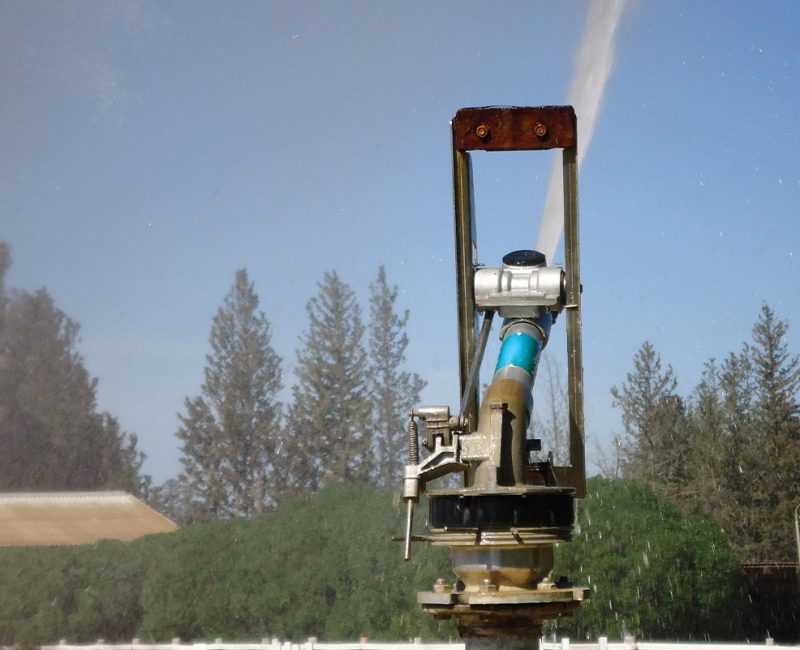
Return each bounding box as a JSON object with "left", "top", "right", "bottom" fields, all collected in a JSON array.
[{"left": 419, "top": 584, "right": 587, "bottom": 638}]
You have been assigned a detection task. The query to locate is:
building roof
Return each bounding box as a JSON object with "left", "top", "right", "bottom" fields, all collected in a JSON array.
[{"left": 0, "top": 491, "right": 177, "bottom": 547}]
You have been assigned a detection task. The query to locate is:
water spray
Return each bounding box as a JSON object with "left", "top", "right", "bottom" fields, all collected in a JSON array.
[
  {"left": 401, "top": 106, "right": 587, "bottom": 650},
  {"left": 537, "top": 0, "right": 628, "bottom": 263}
]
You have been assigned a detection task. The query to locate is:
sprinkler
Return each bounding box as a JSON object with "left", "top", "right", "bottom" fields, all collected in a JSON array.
[{"left": 401, "top": 107, "right": 587, "bottom": 650}]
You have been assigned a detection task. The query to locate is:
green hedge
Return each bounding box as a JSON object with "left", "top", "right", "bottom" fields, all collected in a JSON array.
[
  {"left": 0, "top": 484, "right": 453, "bottom": 645},
  {"left": 552, "top": 478, "right": 746, "bottom": 640},
  {"left": 0, "top": 480, "right": 747, "bottom": 645}
]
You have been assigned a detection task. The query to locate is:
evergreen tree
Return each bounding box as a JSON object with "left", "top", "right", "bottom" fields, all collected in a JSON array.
[
  {"left": 282, "top": 271, "right": 369, "bottom": 496},
  {"left": 713, "top": 349, "right": 764, "bottom": 559},
  {"left": 0, "top": 245, "right": 145, "bottom": 493},
  {"left": 747, "top": 303, "right": 800, "bottom": 559},
  {"left": 610, "top": 341, "right": 687, "bottom": 493},
  {"left": 176, "top": 269, "right": 283, "bottom": 517},
  {"left": 685, "top": 307, "right": 799, "bottom": 560},
  {"left": 150, "top": 476, "right": 199, "bottom": 526},
  {"left": 612, "top": 305, "right": 800, "bottom": 561},
  {"left": 367, "top": 266, "right": 425, "bottom": 486},
  {"left": 686, "top": 360, "right": 728, "bottom": 520}
]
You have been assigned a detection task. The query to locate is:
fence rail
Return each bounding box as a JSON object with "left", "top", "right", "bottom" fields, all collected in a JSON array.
[{"left": 31, "top": 637, "right": 800, "bottom": 650}]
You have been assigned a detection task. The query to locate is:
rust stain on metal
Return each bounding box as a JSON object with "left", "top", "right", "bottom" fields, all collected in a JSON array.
[{"left": 453, "top": 106, "right": 576, "bottom": 152}]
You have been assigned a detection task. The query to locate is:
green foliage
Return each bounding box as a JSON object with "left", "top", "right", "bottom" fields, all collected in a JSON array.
[
  {"left": 747, "top": 304, "right": 800, "bottom": 559},
  {"left": 283, "top": 271, "right": 371, "bottom": 494},
  {"left": 0, "top": 540, "right": 157, "bottom": 645},
  {"left": 367, "top": 266, "right": 426, "bottom": 486},
  {"left": 0, "top": 483, "right": 453, "bottom": 645},
  {"left": 609, "top": 342, "right": 688, "bottom": 497},
  {"left": 552, "top": 477, "right": 745, "bottom": 641},
  {"left": 611, "top": 304, "right": 800, "bottom": 561},
  {"left": 176, "top": 269, "right": 284, "bottom": 518},
  {"left": 1, "top": 480, "right": 748, "bottom": 645},
  {"left": 0, "top": 243, "right": 145, "bottom": 494}
]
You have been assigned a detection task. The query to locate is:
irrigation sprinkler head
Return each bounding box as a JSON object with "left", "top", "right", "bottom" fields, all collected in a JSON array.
[{"left": 399, "top": 107, "right": 588, "bottom": 650}]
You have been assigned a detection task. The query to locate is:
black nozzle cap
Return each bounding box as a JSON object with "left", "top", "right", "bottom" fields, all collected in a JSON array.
[{"left": 502, "top": 249, "right": 546, "bottom": 267}]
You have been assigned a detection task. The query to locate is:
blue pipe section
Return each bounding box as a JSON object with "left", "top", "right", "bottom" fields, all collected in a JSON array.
[
  {"left": 493, "top": 312, "right": 553, "bottom": 376},
  {"left": 494, "top": 331, "right": 540, "bottom": 374}
]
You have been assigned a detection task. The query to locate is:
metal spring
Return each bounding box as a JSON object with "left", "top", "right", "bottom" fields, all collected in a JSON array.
[{"left": 407, "top": 418, "right": 420, "bottom": 465}]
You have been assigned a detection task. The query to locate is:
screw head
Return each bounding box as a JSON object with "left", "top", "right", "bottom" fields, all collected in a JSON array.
[{"left": 534, "top": 122, "right": 547, "bottom": 138}]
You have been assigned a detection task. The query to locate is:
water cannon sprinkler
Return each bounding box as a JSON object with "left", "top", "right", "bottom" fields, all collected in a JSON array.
[{"left": 400, "top": 107, "right": 587, "bottom": 650}]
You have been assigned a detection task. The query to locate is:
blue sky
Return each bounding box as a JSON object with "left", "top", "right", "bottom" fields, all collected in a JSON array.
[{"left": 2, "top": 1, "right": 798, "bottom": 483}]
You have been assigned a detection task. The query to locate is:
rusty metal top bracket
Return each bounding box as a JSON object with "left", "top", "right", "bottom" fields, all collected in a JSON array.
[{"left": 453, "top": 106, "right": 576, "bottom": 152}]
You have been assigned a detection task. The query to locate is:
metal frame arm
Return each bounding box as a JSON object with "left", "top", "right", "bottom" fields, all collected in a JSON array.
[{"left": 451, "top": 106, "right": 585, "bottom": 497}]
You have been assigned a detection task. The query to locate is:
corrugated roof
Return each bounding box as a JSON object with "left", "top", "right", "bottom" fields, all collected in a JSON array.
[{"left": 0, "top": 491, "right": 177, "bottom": 547}]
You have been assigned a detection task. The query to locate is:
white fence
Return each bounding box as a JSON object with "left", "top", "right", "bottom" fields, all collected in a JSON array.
[{"left": 34, "top": 638, "right": 800, "bottom": 650}]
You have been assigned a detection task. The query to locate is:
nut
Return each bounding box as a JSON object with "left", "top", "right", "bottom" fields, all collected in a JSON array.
[
  {"left": 481, "top": 578, "right": 498, "bottom": 593},
  {"left": 433, "top": 578, "right": 451, "bottom": 594}
]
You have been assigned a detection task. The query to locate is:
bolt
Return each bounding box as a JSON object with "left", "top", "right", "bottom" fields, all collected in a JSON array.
[
  {"left": 481, "top": 578, "right": 497, "bottom": 592},
  {"left": 534, "top": 122, "right": 547, "bottom": 138},
  {"left": 475, "top": 124, "right": 490, "bottom": 139},
  {"left": 433, "top": 577, "right": 451, "bottom": 594}
]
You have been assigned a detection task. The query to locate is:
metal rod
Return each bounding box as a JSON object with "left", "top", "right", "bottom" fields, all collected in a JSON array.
[
  {"left": 452, "top": 131, "right": 479, "bottom": 431},
  {"left": 459, "top": 310, "right": 496, "bottom": 418},
  {"left": 794, "top": 503, "right": 800, "bottom": 581},
  {"left": 404, "top": 499, "right": 414, "bottom": 561}
]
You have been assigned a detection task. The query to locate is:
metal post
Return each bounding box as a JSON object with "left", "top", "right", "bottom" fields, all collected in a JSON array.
[
  {"left": 452, "top": 138, "right": 479, "bottom": 431},
  {"left": 561, "top": 145, "right": 585, "bottom": 498}
]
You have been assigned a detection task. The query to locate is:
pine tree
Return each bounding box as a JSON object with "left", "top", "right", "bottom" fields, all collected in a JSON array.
[
  {"left": 714, "top": 348, "right": 765, "bottom": 558},
  {"left": 609, "top": 307, "right": 800, "bottom": 561},
  {"left": 686, "top": 360, "right": 728, "bottom": 520},
  {"left": 686, "top": 306, "right": 800, "bottom": 560},
  {"left": 610, "top": 341, "right": 689, "bottom": 498},
  {"left": 367, "top": 266, "right": 426, "bottom": 486},
  {"left": 176, "top": 269, "right": 283, "bottom": 517},
  {"left": 0, "top": 244, "right": 145, "bottom": 493},
  {"left": 149, "top": 476, "right": 198, "bottom": 525},
  {"left": 747, "top": 303, "right": 800, "bottom": 559},
  {"left": 282, "top": 271, "right": 370, "bottom": 496}
]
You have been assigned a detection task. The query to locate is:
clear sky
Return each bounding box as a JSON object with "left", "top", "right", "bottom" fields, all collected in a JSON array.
[{"left": 2, "top": 1, "right": 798, "bottom": 484}]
